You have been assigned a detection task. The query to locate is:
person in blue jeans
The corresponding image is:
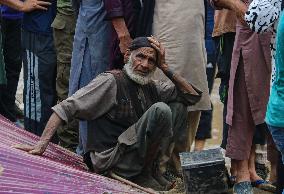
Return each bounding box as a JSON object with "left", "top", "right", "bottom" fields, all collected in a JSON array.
[{"left": 266, "top": 11, "right": 284, "bottom": 194}]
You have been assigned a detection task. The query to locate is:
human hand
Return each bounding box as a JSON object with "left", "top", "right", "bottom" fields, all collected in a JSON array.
[
  {"left": 12, "top": 140, "right": 49, "bottom": 155},
  {"left": 21, "top": 0, "right": 51, "bottom": 12},
  {"left": 147, "top": 36, "right": 168, "bottom": 71},
  {"left": 211, "top": 0, "right": 234, "bottom": 10},
  {"left": 119, "top": 33, "right": 133, "bottom": 54}
]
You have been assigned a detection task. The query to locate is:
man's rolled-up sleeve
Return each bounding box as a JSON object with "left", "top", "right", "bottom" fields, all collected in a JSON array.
[
  {"left": 245, "top": 0, "right": 281, "bottom": 33},
  {"left": 52, "top": 73, "right": 117, "bottom": 123},
  {"left": 103, "top": 0, "right": 124, "bottom": 19}
]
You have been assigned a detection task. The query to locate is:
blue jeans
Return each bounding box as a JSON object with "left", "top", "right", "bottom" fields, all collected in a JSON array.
[{"left": 267, "top": 124, "right": 284, "bottom": 164}]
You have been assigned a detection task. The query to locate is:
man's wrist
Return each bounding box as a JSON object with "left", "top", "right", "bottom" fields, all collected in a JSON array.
[
  {"left": 14, "top": 1, "right": 25, "bottom": 12},
  {"left": 163, "top": 67, "right": 175, "bottom": 79},
  {"left": 213, "top": 0, "right": 234, "bottom": 10},
  {"left": 118, "top": 32, "right": 130, "bottom": 40}
]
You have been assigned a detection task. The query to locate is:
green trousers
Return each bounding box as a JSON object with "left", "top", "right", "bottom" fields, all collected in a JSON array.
[{"left": 52, "top": 12, "right": 78, "bottom": 152}]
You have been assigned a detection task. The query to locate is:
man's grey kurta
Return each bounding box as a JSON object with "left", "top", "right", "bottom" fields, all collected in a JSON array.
[
  {"left": 52, "top": 72, "right": 201, "bottom": 176},
  {"left": 54, "top": 73, "right": 179, "bottom": 122}
]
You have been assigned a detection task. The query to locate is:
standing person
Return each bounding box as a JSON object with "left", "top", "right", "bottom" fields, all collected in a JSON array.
[
  {"left": 212, "top": 2, "right": 273, "bottom": 189},
  {"left": 22, "top": 0, "right": 57, "bottom": 137},
  {"left": 245, "top": 1, "right": 284, "bottom": 193},
  {"left": 0, "top": 0, "right": 51, "bottom": 119},
  {"left": 51, "top": 0, "right": 78, "bottom": 151},
  {"left": 265, "top": 11, "right": 284, "bottom": 194},
  {"left": 152, "top": 0, "right": 211, "bottom": 176},
  {"left": 210, "top": 10, "right": 239, "bottom": 186},
  {"left": 0, "top": 6, "right": 23, "bottom": 123},
  {"left": 211, "top": 0, "right": 272, "bottom": 193},
  {"left": 212, "top": 9, "right": 236, "bottom": 152},
  {"left": 194, "top": 0, "right": 217, "bottom": 151},
  {"left": 245, "top": 0, "right": 284, "bottom": 189},
  {"left": 69, "top": 0, "right": 143, "bottom": 156}
]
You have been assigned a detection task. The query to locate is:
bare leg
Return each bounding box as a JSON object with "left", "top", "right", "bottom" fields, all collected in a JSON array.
[
  {"left": 248, "top": 144, "right": 263, "bottom": 181},
  {"left": 194, "top": 139, "right": 206, "bottom": 151},
  {"left": 231, "top": 159, "right": 237, "bottom": 176},
  {"left": 269, "top": 160, "right": 277, "bottom": 183},
  {"left": 235, "top": 159, "right": 250, "bottom": 183}
]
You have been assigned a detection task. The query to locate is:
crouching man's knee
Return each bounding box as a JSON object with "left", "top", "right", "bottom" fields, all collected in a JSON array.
[
  {"left": 150, "top": 102, "right": 173, "bottom": 137},
  {"left": 151, "top": 102, "right": 172, "bottom": 123}
]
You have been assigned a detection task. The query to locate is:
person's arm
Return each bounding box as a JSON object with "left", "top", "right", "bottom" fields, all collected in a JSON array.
[
  {"left": 103, "top": 0, "right": 132, "bottom": 54},
  {"left": 211, "top": 0, "right": 248, "bottom": 24},
  {"left": 1, "top": 0, "right": 51, "bottom": 12},
  {"left": 112, "top": 18, "right": 133, "bottom": 54},
  {"left": 13, "top": 113, "right": 62, "bottom": 155},
  {"left": 245, "top": 0, "right": 281, "bottom": 33},
  {"left": 14, "top": 74, "right": 117, "bottom": 155},
  {"left": 148, "top": 37, "right": 202, "bottom": 105}
]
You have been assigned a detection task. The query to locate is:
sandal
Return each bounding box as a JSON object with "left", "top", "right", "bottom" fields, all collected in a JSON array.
[
  {"left": 251, "top": 180, "right": 276, "bottom": 193},
  {"left": 233, "top": 181, "right": 253, "bottom": 194}
]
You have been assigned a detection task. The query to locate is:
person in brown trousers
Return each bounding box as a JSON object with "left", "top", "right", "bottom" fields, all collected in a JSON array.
[{"left": 211, "top": 0, "right": 272, "bottom": 193}]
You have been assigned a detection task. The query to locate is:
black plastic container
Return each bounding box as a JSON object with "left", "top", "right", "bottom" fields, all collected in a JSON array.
[{"left": 179, "top": 148, "right": 229, "bottom": 194}]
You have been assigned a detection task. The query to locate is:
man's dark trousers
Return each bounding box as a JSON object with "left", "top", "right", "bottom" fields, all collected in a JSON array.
[{"left": 0, "top": 18, "right": 22, "bottom": 122}]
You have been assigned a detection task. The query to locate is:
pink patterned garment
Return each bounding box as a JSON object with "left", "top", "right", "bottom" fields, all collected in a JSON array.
[{"left": 0, "top": 115, "right": 145, "bottom": 194}]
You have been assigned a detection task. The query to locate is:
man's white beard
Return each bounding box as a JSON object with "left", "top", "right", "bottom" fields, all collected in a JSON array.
[{"left": 123, "top": 56, "right": 156, "bottom": 85}]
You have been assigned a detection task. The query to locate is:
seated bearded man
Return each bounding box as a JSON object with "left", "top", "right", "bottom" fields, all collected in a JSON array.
[{"left": 14, "top": 37, "right": 202, "bottom": 191}]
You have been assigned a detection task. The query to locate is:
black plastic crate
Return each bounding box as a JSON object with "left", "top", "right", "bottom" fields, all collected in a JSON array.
[{"left": 179, "top": 148, "right": 229, "bottom": 194}]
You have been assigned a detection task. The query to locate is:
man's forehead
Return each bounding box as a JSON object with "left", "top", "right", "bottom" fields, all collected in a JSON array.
[{"left": 135, "top": 47, "right": 156, "bottom": 57}]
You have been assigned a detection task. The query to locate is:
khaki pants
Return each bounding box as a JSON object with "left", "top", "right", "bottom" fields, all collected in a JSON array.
[{"left": 52, "top": 12, "right": 79, "bottom": 152}]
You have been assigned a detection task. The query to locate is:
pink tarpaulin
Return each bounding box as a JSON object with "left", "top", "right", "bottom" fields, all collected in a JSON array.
[{"left": 0, "top": 115, "right": 145, "bottom": 194}]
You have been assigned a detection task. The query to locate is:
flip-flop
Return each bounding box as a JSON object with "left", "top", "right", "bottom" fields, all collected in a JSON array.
[
  {"left": 227, "top": 175, "right": 237, "bottom": 188},
  {"left": 233, "top": 181, "right": 253, "bottom": 194},
  {"left": 230, "top": 175, "right": 237, "bottom": 184},
  {"left": 251, "top": 180, "right": 276, "bottom": 193}
]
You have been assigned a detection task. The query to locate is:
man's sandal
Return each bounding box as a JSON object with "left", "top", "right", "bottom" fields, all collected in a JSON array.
[
  {"left": 233, "top": 181, "right": 253, "bottom": 194},
  {"left": 251, "top": 180, "right": 276, "bottom": 193}
]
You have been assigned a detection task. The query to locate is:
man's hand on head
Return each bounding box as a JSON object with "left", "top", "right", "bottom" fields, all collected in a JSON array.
[{"left": 147, "top": 36, "right": 168, "bottom": 71}]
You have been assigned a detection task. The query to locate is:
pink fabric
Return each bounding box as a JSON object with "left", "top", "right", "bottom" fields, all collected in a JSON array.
[
  {"left": 225, "top": 58, "right": 256, "bottom": 160},
  {"left": 226, "top": 21, "right": 271, "bottom": 126},
  {"left": 0, "top": 115, "right": 144, "bottom": 193}
]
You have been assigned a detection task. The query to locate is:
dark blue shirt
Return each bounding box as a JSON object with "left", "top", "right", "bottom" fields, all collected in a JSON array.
[
  {"left": 0, "top": 6, "right": 23, "bottom": 20},
  {"left": 22, "top": 0, "right": 57, "bottom": 35},
  {"left": 205, "top": 1, "right": 215, "bottom": 57}
]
